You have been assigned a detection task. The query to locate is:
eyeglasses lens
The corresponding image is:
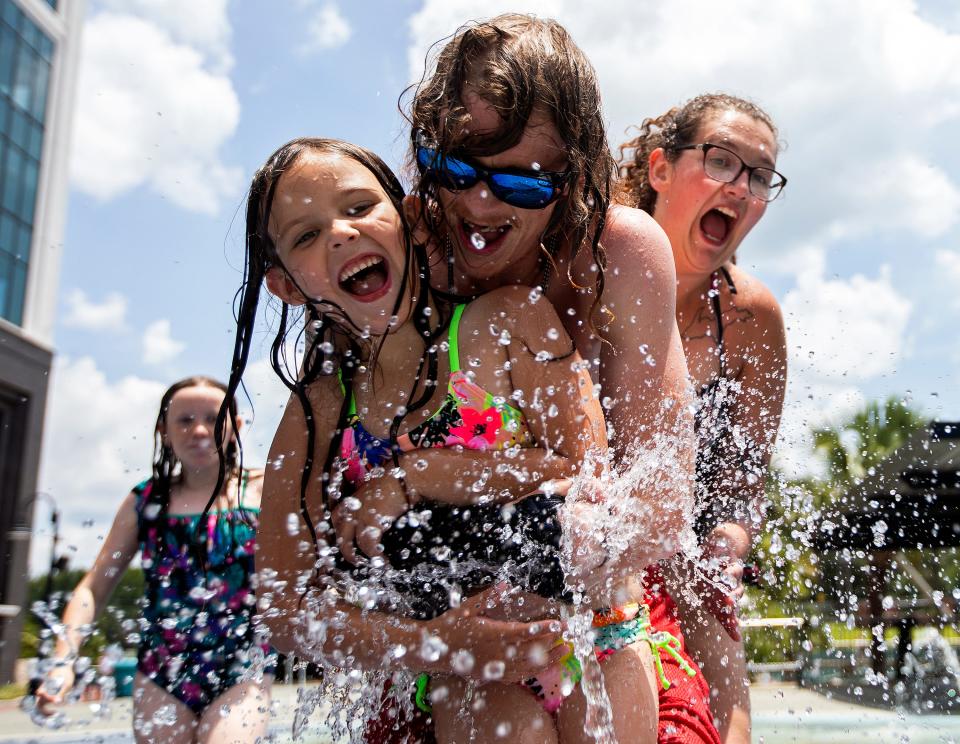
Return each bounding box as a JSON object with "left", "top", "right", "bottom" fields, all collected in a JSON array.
[{"left": 703, "top": 146, "right": 783, "bottom": 202}]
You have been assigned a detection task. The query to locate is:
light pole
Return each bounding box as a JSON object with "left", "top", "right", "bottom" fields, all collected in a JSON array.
[{"left": 39, "top": 496, "right": 61, "bottom": 607}]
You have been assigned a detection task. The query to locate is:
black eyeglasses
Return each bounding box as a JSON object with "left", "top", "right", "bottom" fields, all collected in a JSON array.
[
  {"left": 675, "top": 143, "right": 787, "bottom": 202},
  {"left": 415, "top": 139, "right": 569, "bottom": 210}
]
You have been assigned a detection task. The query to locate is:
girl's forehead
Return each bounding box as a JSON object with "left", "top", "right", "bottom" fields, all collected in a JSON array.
[
  {"left": 169, "top": 386, "right": 225, "bottom": 410},
  {"left": 696, "top": 110, "right": 778, "bottom": 163},
  {"left": 278, "top": 151, "right": 378, "bottom": 195}
]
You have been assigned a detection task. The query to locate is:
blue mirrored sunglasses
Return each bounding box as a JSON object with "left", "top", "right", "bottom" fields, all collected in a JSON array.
[{"left": 416, "top": 144, "right": 568, "bottom": 210}]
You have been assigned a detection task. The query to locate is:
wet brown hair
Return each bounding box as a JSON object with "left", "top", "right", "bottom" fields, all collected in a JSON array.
[
  {"left": 616, "top": 93, "right": 778, "bottom": 214},
  {"left": 218, "top": 138, "right": 448, "bottom": 557},
  {"left": 141, "top": 376, "right": 239, "bottom": 546},
  {"left": 406, "top": 13, "right": 615, "bottom": 315}
]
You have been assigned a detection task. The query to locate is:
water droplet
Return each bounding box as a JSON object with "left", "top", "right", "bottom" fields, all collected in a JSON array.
[
  {"left": 470, "top": 232, "right": 486, "bottom": 250},
  {"left": 286, "top": 513, "right": 299, "bottom": 536},
  {"left": 451, "top": 650, "right": 475, "bottom": 674},
  {"left": 483, "top": 660, "right": 505, "bottom": 680},
  {"left": 152, "top": 704, "right": 178, "bottom": 727}
]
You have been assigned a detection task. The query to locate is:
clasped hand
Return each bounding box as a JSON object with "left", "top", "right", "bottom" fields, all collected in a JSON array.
[{"left": 331, "top": 472, "right": 409, "bottom": 564}]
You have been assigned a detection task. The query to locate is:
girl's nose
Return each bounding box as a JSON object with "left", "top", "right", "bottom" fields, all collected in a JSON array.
[
  {"left": 329, "top": 220, "right": 360, "bottom": 249},
  {"left": 723, "top": 171, "right": 751, "bottom": 200}
]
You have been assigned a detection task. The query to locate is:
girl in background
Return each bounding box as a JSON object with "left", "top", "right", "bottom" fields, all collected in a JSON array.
[{"left": 36, "top": 376, "right": 273, "bottom": 744}]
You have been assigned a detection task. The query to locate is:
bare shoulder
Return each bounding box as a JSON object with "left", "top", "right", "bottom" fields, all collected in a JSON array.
[
  {"left": 602, "top": 205, "right": 674, "bottom": 275},
  {"left": 593, "top": 205, "right": 676, "bottom": 314},
  {"left": 725, "top": 264, "right": 784, "bottom": 333}
]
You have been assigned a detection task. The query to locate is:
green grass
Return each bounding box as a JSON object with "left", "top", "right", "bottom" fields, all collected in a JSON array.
[{"left": 0, "top": 683, "right": 26, "bottom": 700}]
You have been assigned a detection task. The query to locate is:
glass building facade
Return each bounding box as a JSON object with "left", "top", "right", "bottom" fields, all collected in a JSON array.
[
  {"left": 0, "top": 0, "right": 52, "bottom": 326},
  {"left": 0, "top": 0, "right": 78, "bottom": 685}
]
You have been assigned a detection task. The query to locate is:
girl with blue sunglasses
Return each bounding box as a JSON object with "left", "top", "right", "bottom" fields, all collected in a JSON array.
[
  {"left": 260, "top": 12, "right": 720, "bottom": 744},
  {"left": 223, "top": 136, "right": 667, "bottom": 743}
]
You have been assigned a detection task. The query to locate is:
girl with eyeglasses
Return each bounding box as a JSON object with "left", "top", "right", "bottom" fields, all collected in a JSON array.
[
  {"left": 226, "top": 136, "right": 673, "bottom": 743},
  {"left": 618, "top": 93, "right": 789, "bottom": 744}
]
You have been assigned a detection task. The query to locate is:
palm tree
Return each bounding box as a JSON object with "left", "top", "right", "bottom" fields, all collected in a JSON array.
[{"left": 812, "top": 396, "right": 925, "bottom": 488}]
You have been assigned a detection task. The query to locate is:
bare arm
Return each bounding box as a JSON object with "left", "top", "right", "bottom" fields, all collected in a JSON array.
[
  {"left": 257, "top": 372, "right": 565, "bottom": 680},
  {"left": 399, "top": 286, "right": 606, "bottom": 505},
  {"left": 37, "top": 491, "right": 139, "bottom": 706},
  {"left": 592, "top": 207, "right": 696, "bottom": 564}
]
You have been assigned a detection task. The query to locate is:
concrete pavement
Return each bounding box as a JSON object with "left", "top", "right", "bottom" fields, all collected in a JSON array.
[{"left": 1, "top": 682, "right": 959, "bottom": 743}]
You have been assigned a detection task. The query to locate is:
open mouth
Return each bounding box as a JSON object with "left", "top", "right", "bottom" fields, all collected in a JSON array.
[
  {"left": 699, "top": 206, "right": 737, "bottom": 245},
  {"left": 458, "top": 219, "right": 512, "bottom": 253},
  {"left": 337, "top": 254, "right": 391, "bottom": 301}
]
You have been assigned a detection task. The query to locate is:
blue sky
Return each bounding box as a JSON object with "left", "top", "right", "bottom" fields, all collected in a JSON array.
[{"left": 32, "top": 0, "right": 960, "bottom": 572}]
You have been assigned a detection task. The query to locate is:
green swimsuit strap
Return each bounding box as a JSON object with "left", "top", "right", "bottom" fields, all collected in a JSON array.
[
  {"left": 337, "top": 369, "right": 357, "bottom": 416},
  {"left": 337, "top": 303, "right": 465, "bottom": 415},
  {"left": 448, "top": 303, "right": 466, "bottom": 374}
]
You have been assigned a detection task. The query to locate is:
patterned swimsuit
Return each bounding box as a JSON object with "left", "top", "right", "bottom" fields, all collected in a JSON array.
[
  {"left": 341, "top": 302, "right": 660, "bottom": 714},
  {"left": 134, "top": 475, "right": 273, "bottom": 714}
]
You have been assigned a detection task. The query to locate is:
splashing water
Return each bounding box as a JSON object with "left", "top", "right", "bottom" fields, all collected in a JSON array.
[{"left": 23, "top": 597, "right": 123, "bottom": 730}]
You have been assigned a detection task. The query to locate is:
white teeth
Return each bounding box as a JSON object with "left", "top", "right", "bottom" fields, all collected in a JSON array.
[
  {"left": 338, "top": 256, "right": 382, "bottom": 283},
  {"left": 716, "top": 206, "right": 738, "bottom": 220}
]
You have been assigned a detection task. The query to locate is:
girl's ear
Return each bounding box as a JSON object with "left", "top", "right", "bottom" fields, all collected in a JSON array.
[
  {"left": 648, "top": 147, "right": 673, "bottom": 195},
  {"left": 233, "top": 414, "right": 244, "bottom": 436},
  {"left": 265, "top": 267, "right": 306, "bottom": 306},
  {"left": 402, "top": 195, "right": 432, "bottom": 246}
]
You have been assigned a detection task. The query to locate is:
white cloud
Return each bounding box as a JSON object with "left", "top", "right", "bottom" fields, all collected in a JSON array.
[
  {"left": 936, "top": 249, "right": 960, "bottom": 309},
  {"left": 61, "top": 289, "right": 127, "bottom": 332},
  {"left": 772, "top": 263, "right": 913, "bottom": 477},
  {"left": 33, "top": 357, "right": 166, "bottom": 575},
  {"left": 70, "top": 12, "right": 241, "bottom": 215},
  {"left": 142, "top": 319, "right": 185, "bottom": 365},
  {"left": 300, "top": 3, "right": 352, "bottom": 54},
  {"left": 98, "top": 0, "right": 233, "bottom": 72},
  {"left": 781, "top": 264, "right": 912, "bottom": 382},
  {"left": 32, "top": 352, "right": 292, "bottom": 574}
]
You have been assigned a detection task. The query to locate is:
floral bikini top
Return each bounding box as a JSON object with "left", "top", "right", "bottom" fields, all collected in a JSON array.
[{"left": 340, "top": 303, "right": 535, "bottom": 484}]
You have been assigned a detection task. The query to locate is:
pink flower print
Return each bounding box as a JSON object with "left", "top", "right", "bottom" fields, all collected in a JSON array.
[
  {"left": 339, "top": 427, "right": 367, "bottom": 483},
  {"left": 447, "top": 406, "right": 502, "bottom": 450}
]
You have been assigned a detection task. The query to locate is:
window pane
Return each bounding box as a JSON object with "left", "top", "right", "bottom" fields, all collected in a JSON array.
[
  {"left": 0, "top": 212, "right": 13, "bottom": 252},
  {"left": 38, "top": 34, "right": 53, "bottom": 62},
  {"left": 9, "top": 106, "right": 27, "bottom": 149},
  {"left": 0, "top": 26, "right": 14, "bottom": 98},
  {"left": 2, "top": 146, "right": 21, "bottom": 214},
  {"left": 13, "top": 221, "right": 29, "bottom": 261},
  {"left": 19, "top": 158, "right": 36, "bottom": 224},
  {"left": 27, "top": 122, "right": 42, "bottom": 159},
  {"left": 8, "top": 257, "right": 25, "bottom": 326},
  {"left": 1, "top": 1, "right": 21, "bottom": 31},
  {"left": 22, "top": 21, "right": 39, "bottom": 52},
  {"left": 28, "top": 51, "right": 49, "bottom": 120},
  {"left": 0, "top": 250, "right": 10, "bottom": 322}
]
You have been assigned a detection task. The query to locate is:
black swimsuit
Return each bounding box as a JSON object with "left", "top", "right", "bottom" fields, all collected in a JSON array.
[{"left": 693, "top": 268, "right": 739, "bottom": 539}]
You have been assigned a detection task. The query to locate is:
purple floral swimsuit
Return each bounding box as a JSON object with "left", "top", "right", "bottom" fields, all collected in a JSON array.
[{"left": 134, "top": 475, "right": 273, "bottom": 714}]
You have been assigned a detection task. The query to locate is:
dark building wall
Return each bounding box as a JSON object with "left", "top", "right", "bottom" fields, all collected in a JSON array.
[{"left": 0, "top": 321, "right": 51, "bottom": 682}]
